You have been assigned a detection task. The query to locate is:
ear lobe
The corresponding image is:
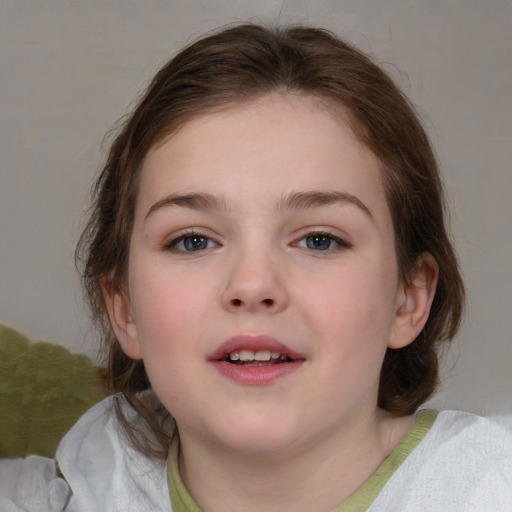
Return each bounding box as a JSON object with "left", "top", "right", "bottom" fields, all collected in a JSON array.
[
  {"left": 101, "top": 278, "right": 143, "bottom": 360},
  {"left": 388, "top": 253, "right": 439, "bottom": 349}
]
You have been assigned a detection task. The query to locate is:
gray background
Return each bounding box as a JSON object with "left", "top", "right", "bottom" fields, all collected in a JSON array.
[{"left": 1, "top": 1, "right": 511, "bottom": 414}]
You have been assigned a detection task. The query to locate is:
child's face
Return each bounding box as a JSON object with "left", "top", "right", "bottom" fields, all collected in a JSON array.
[{"left": 111, "top": 93, "right": 416, "bottom": 456}]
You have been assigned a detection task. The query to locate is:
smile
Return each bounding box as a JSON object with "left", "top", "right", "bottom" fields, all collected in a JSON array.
[
  {"left": 226, "top": 349, "right": 293, "bottom": 365},
  {"left": 210, "top": 335, "right": 303, "bottom": 384}
]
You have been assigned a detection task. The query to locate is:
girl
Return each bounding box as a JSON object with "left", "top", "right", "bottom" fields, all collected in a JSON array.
[{"left": 4, "top": 23, "right": 511, "bottom": 511}]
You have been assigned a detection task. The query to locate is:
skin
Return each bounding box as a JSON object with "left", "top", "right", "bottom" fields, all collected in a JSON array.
[{"left": 105, "top": 93, "right": 438, "bottom": 511}]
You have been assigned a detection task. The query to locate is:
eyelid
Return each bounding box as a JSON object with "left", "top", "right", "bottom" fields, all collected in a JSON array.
[
  {"left": 291, "top": 229, "right": 352, "bottom": 251},
  {"left": 162, "top": 228, "right": 221, "bottom": 252}
]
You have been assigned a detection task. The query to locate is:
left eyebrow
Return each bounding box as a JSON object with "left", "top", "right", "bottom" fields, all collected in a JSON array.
[
  {"left": 277, "top": 190, "right": 374, "bottom": 219},
  {"left": 145, "top": 192, "right": 227, "bottom": 220}
]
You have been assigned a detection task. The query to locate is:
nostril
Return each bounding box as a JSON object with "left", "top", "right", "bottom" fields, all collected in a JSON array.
[{"left": 229, "top": 298, "right": 275, "bottom": 308}]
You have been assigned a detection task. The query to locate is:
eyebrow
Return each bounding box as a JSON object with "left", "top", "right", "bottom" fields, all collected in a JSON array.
[
  {"left": 277, "top": 190, "right": 373, "bottom": 219},
  {"left": 145, "top": 189, "right": 373, "bottom": 220},
  {"left": 145, "top": 192, "right": 227, "bottom": 220}
]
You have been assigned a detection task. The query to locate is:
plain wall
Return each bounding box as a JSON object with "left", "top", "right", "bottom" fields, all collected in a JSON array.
[{"left": 1, "top": 0, "right": 511, "bottom": 414}]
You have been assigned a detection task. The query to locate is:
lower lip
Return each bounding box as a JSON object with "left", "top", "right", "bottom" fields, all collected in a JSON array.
[{"left": 211, "top": 360, "right": 303, "bottom": 385}]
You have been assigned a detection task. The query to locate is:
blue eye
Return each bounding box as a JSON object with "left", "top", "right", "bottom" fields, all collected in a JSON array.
[
  {"left": 295, "top": 232, "right": 349, "bottom": 251},
  {"left": 305, "top": 234, "right": 334, "bottom": 250},
  {"left": 168, "top": 234, "right": 217, "bottom": 252}
]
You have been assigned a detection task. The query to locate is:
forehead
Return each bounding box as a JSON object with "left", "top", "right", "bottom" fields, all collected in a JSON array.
[{"left": 137, "top": 93, "right": 388, "bottom": 218}]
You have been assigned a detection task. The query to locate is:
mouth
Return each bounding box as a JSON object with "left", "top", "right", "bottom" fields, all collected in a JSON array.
[
  {"left": 220, "top": 349, "right": 295, "bottom": 366},
  {"left": 210, "top": 335, "right": 303, "bottom": 384}
]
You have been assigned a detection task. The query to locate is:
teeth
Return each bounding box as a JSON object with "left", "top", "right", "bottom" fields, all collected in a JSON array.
[
  {"left": 255, "top": 349, "right": 271, "bottom": 361},
  {"left": 229, "top": 349, "right": 283, "bottom": 362},
  {"left": 239, "top": 349, "right": 254, "bottom": 362}
]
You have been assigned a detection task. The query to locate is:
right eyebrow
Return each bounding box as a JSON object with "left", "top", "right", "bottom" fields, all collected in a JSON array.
[
  {"left": 145, "top": 192, "right": 227, "bottom": 220},
  {"left": 277, "top": 190, "right": 374, "bottom": 220}
]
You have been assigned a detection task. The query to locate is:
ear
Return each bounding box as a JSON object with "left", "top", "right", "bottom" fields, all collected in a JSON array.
[
  {"left": 101, "top": 277, "right": 143, "bottom": 360},
  {"left": 388, "top": 253, "right": 439, "bottom": 349}
]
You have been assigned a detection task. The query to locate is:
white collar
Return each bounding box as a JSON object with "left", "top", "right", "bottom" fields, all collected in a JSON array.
[{"left": 56, "top": 395, "right": 174, "bottom": 511}]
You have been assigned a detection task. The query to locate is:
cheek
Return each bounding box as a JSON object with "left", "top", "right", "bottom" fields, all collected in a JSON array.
[
  {"left": 127, "top": 263, "right": 223, "bottom": 419},
  {"left": 296, "top": 258, "right": 398, "bottom": 347},
  {"left": 308, "top": 266, "right": 393, "bottom": 314},
  {"left": 129, "top": 263, "right": 214, "bottom": 356}
]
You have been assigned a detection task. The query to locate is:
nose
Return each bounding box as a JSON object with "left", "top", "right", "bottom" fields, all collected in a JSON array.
[{"left": 221, "top": 248, "right": 289, "bottom": 314}]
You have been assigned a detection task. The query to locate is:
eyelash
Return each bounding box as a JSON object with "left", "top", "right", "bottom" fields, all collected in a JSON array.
[
  {"left": 293, "top": 231, "right": 351, "bottom": 252},
  {"left": 163, "top": 230, "right": 351, "bottom": 253},
  {"left": 164, "top": 230, "right": 219, "bottom": 253}
]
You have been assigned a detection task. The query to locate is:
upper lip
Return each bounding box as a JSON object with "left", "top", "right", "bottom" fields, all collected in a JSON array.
[{"left": 209, "top": 334, "right": 303, "bottom": 361}]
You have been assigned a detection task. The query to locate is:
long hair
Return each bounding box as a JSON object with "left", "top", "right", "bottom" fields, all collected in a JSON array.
[{"left": 76, "top": 24, "right": 464, "bottom": 458}]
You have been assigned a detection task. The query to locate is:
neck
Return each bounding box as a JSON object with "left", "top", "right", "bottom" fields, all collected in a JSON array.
[{"left": 176, "top": 409, "right": 414, "bottom": 512}]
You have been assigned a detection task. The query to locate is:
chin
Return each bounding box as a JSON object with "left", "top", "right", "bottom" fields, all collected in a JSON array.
[{"left": 209, "top": 413, "right": 305, "bottom": 458}]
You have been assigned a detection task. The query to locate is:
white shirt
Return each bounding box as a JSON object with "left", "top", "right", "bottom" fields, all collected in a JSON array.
[{"left": 2, "top": 395, "right": 512, "bottom": 511}]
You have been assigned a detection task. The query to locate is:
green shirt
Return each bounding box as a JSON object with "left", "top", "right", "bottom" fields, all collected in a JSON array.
[{"left": 167, "top": 410, "right": 437, "bottom": 512}]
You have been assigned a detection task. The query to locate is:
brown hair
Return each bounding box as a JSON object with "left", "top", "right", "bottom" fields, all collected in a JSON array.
[{"left": 76, "top": 23, "right": 464, "bottom": 458}]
